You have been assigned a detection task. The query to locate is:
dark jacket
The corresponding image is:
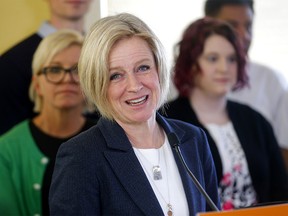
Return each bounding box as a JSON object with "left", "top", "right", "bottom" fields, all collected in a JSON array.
[
  {"left": 163, "top": 97, "right": 288, "bottom": 203},
  {"left": 49, "top": 113, "right": 220, "bottom": 215},
  {"left": 0, "top": 33, "right": 42, "bottom": 135}
]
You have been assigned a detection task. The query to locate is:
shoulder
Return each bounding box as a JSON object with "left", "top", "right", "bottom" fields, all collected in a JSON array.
[
  {"left": 82, "top": 117, "right": 99, "bottom": 131},
  {"left": 227, "top": 100, "right": 272, "bottom": 127},
  {"left": 0, "top": 120, "right": 32, "bottom": 156},
  {"left": 0, "top": 120, "right": 30, "bottom": 141},
  {"left": 59, "top": 123, "right": 104, "bottom": 154},
  {"left": 228, "top": 100, "right": 263, "bottom": 116},
  {"left": 164, "top": 116, "right": 201, "bottom": 133},
  {"left": 158, "top": 113, "right": 206, "bottom": 144},
  {"left": 1, "top": 33, "right": 42, "bottom": 60},
  {"left": 65, "top": 123, "right": 101, "bottom": 143},
  {"left": 165, "top": 97, "right": 189, "bottom": 109},
  {"left": 248, "top": 61, "right": 288, "bottom": 88},
  {"left": 161, "top": 97, "right": 191, "bottom": 118}
]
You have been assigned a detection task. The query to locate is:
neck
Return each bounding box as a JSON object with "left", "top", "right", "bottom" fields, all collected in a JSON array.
[
  {"left": 117, "top": 116, "right": 164, "bottom": 149},
  {"left": 33, "top": 108, "right": 85, "bottom": 138},
  {"left": 189, "top": 89, "right": 229, "bottom": 125},
  {"left": 49, "top": 16, "right": 85, "bottom": 33}
]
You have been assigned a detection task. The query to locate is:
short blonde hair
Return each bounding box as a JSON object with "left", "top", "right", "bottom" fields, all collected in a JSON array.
[
  {"left": 29, "top": 29, "right": 84, "bottom": 112},
  {"left": 79, "top": 13, "right": 170, "bottom": 120}
]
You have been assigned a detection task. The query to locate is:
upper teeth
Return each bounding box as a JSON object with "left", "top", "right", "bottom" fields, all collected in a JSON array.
[{"left": 128, "top": 96, "right": 146, "bottom": 104}]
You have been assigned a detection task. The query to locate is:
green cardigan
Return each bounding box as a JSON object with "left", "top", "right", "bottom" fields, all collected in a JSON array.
[{"left": 0, "top": 120, "right": 48, "bottom": 215}]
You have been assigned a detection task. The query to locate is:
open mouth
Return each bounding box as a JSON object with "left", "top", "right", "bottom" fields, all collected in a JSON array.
[{"left": 126, "top": 95, "right": 148, "bottom": 106}]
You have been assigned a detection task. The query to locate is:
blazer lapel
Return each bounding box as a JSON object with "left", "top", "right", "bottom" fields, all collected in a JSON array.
[
  {"left": 170, "top": 137, "right": 201, "bottom": 215},
  {"left": 157, "top": 114, "right": 199, "bottom": 215},
  {"left": 98, "top": 118, "right": 164, "bottom": 215}
]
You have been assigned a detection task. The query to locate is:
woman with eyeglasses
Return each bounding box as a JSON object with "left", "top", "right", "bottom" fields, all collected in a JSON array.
[{"left": 0, "top": 29, "right": 98, "bottom": 216}]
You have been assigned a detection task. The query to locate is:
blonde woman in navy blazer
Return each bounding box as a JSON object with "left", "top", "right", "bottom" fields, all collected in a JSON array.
[{"left": 49, "top": 13, "right": 220, "bottom": 215}]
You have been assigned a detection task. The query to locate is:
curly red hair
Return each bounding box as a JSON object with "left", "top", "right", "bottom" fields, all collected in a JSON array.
[{"left": 173, "top": 17, "right": 248, "bottom": 97}]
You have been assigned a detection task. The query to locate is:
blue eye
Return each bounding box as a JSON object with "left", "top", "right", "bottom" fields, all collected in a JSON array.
[
  {"left": 138, "top": 65, "right": 150, "bottom": 72},
  {"left": 110, "top": 73, "right": 122, "bottom": 81}
]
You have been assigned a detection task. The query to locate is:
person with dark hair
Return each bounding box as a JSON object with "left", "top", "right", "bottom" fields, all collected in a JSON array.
[
  {"left": 0, "top": 0, "right": 93, "bottom": 135},
  {"left": 204, "top": 0, "right": 288, "bottom": 170},
  {"left": 49, "top": 13, "right": 220, "bottom": 215},
  {"left": 163, "top": 17, "right": 288, "bottom": 210}
]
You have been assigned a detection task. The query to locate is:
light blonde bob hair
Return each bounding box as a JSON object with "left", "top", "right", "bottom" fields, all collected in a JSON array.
[
  {"left": 29, "top": 29, "right": 84, "bottom": 113},
  {"left": 78, "top": 13, "right": 170, "bottom": 120}
]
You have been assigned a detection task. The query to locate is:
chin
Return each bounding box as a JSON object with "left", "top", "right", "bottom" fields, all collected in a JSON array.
[{"left": 123, "top": 112, "right": 155, "bottom": 124}]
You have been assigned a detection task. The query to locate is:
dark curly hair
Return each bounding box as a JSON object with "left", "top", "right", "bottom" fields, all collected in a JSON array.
[{"left": 173, "top": 17, "right": 248, "bottom": 97}]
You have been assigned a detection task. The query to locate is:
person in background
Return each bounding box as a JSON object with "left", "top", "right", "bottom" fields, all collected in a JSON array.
[
  {"left": 0, "top": 0, "right": 93, "bottom": 135},
  {"left": 49, "top": 13, "right": 220, "bottom": 215},
  {"left": 204, "top": 0, "right": 288, "bottom": 171},
  {"left": 163, "top": 17, "right": 288, "bottom": 210},
  {"left": 0, "top": 30, "right": 98, "bottom": 216}
]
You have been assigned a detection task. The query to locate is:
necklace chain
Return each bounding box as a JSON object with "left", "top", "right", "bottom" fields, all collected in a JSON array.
[
  {"left": 135, "top": 143, "right": 173, "bottom": 216},
  {"left": 135, "top": 147, "right": 162, "bottom": 180}
]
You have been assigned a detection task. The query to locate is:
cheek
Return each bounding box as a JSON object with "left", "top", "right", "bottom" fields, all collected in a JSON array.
[
  {"left": 193, "top": 72, "right": 205, "bottom": 88},
  {"left": 34, "top": 79, "right": 46, "bottom": 97},
  {"left": 231, "top": 65, "right": 238, "bottom": 83},
  {"left": 107, "top": 84, "right": 122, "bottom": 105},
  {"left": 149, "top": 72, "right": 161, "bottom": 89}
]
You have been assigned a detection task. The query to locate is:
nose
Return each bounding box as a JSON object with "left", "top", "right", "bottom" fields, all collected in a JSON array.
[
  {"left": 127, "top": 73, "right": 143, "bottom": 92},
  {"left": 217, "top": 58, "right": 229, "bottom": 73},
  {"left": 63, "top": 71, "right": 75, "bottom": 83}
]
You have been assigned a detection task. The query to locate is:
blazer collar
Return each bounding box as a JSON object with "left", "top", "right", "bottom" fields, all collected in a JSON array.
[
  {"left": 96, "top": 113, "right": 187, "bottom": 215},
  {"left": 97, "top": 113, "right": 186, "bottom": 151}
]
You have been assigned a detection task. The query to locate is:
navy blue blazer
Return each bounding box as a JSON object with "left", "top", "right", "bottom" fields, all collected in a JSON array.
[{"left": 49, "top": 113, "right": 220, "bottom": 215}]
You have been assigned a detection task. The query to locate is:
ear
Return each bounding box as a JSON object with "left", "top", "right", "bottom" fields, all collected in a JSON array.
[{"left": 33, "top": 75, "right": 44, "bottom": 96}]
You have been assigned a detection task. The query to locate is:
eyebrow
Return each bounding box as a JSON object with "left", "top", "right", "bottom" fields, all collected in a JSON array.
[{"left": 109, "top": 58, "right": 154, "bottom": 71}]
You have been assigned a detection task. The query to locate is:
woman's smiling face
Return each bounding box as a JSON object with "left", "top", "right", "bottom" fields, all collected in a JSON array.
[{"left": 107, "top": 36, "right": 161, "bottom": 125}]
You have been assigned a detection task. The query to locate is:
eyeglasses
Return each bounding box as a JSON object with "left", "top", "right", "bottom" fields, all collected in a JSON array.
[{"left": 38, "top": 65, "right": 79, "bottom": 84}]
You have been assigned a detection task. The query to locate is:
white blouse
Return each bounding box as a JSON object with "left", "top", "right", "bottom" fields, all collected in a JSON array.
[
  {"left": 205, "top": 122, "right": 257, "bottom": 210},
  {"left": 133, "top": 135, "right": 189, "bottom": 215}
]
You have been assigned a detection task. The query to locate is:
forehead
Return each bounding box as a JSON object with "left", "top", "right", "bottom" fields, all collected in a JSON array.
[
  {"left": 47, "top": 45, "right": 81, "bottom": 65},
  {"left": 217, "top": 5, "right": 254, "bottom": 22},
  {"left": 203, "top": 34, "right": 235, "bottom": 54},
  {"left": 109, "top": 37, "right": 154, "bottom": 65}
]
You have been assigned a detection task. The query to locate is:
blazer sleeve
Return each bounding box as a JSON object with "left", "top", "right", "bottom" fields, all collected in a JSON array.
[{"left": 49, "top": 138, "right": 101, "bottom": 215}]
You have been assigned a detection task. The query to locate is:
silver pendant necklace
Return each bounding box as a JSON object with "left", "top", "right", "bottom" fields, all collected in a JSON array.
[
  {"left": 136, "top": 147, "right": 162, "bottom": 180},
  {"left": 152, "top": 165, "right": 162, "bottom": 180},
  {"left": 134, "top": 144, "right": 173, "bottom": 215}
]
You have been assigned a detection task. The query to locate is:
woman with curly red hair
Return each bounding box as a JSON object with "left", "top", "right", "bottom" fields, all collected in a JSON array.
[{"left": 163, "top": 17, "right": 288, "bottom": 210}]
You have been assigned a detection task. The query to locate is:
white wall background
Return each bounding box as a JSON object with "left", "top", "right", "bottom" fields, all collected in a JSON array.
[{"left": 90, "top": 0, "right": 288, "bottom": 81}]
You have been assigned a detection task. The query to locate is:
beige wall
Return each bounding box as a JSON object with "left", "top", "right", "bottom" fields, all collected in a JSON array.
[
  {"left": 0, "top": 0, "right": 49, "bottom": 54},
  {"left": 0, "top": 0, "right": 101, "bottom": 54}
]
